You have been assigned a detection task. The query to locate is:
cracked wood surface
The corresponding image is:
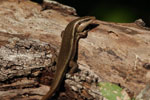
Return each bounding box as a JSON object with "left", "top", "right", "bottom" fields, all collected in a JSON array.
[{"left": 0, "top": 0, "right": 150, "bottom": 100}]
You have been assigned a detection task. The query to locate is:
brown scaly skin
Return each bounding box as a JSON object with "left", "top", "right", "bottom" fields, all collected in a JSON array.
[{"left": 41, "top": 16, "right": 95, "bottom": 100}]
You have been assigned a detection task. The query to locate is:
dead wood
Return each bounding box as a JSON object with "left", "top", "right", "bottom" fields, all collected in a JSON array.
[{"left": 0, "top": 0, "right": 150, "bottom": 100}]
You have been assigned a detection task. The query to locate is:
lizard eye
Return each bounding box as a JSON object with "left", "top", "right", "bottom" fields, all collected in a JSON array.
[
  {"left": 77, "top": 22, "right": 90, "bottom": 32},
  {"left": 77, "top": 18, "right": 94, "bottom": 32}
]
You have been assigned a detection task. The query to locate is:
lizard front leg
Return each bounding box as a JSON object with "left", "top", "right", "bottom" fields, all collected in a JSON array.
[
  {"left": 78, "top": 30, "right": 88, "bottom": 39},
  {"left": 68, "top": 60, "right": 78, "bottom": 74}
]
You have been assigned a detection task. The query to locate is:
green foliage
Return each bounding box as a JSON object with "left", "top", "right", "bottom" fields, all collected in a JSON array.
[
  {"left": 98, "top": 82, "right": 131, "bottom": 100},
  {"left": 131, "top": 98, "right": 135, "bottom": 100},
  {"left": 89, "top": 6, "right": 136, "bottom": 23}
]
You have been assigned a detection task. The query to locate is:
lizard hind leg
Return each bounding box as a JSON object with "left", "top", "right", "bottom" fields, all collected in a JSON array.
[{"left": 49, "top": 54, "right": 57, "bottom": 72}]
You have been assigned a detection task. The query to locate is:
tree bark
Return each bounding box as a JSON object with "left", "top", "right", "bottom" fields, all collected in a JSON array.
[{"left": 0, "top": 0, "right": 150, "bottom": 100}]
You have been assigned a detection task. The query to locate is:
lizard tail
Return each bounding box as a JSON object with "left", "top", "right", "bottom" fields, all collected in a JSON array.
[{"left": 41, "top": 87, "right": 56, "bottom": 100}]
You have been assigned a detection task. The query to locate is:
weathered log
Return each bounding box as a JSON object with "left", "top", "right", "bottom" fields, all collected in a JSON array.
[{"left": 0, "top": 0, "right": 150, "bottom": 99}]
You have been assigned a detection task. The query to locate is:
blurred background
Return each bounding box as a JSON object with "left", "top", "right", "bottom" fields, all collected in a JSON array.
[{"left": 55, "top": 0, "right": 150, "bottom": 27}]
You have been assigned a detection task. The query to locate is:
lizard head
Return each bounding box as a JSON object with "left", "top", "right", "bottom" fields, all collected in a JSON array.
[{"left": 75, "top": 16, "right": 96, "bottom": 33}]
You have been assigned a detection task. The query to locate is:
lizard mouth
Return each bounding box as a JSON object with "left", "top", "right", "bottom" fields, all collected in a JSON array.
[
  {"left": 83, "top": 24, "right": 93, "bottom": 32},
  {"left": 82, "top": 22, "right": 98, "bottom": 32},
  {"left": 77, "top": 16, "right": 98, "bottom": 33}
]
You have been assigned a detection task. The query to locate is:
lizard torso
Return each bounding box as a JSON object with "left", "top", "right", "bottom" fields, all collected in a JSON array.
[{"left": 41, "top": 16, "right": 95, "bottom": 100}]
